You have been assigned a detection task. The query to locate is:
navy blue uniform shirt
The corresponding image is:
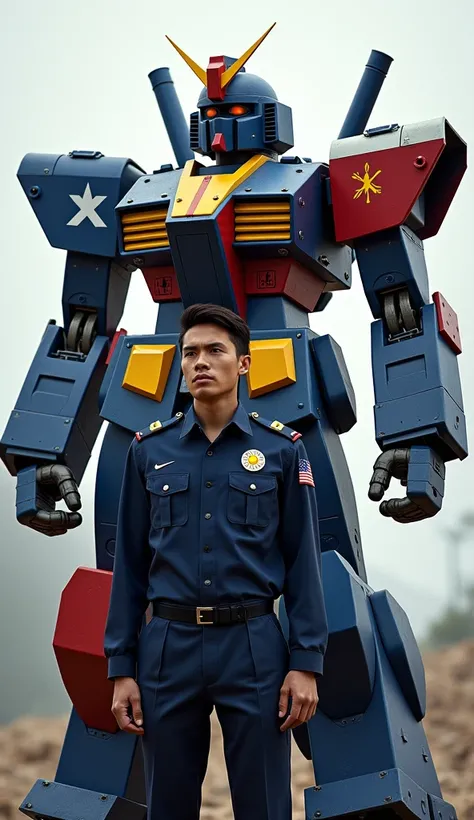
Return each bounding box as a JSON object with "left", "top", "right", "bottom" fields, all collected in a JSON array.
[{"left": 104, "top": 403, "right": 328, "bottom": 679}]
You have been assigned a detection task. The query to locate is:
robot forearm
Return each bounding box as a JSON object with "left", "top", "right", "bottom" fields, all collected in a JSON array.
[
  {"left": 1, "top": 242, "right": 133, "bottom": 482},
  {"left": 0, "top": 319, "right": 109, "bottom": 482},
  {"left": 368, "top": 285, "right": 467, "bottom": 463},
  {"left": 357, "top": 230, "right": 467, "bottom": 521}
]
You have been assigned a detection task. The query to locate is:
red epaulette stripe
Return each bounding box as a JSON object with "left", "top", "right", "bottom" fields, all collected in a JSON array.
[
  {"left": 135, "top": 432, "right": 142, "bottom": 441},
  {"left": 291, "top": 431, "right": 302, "bottom": 441}
]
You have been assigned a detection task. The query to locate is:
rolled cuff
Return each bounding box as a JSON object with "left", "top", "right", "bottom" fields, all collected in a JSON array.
[
  {"left": 107, "top": 654, "right": 137, "bottom": 680},
  {"left": 289, "top": 649, "right": 325, "bottom": 676}
]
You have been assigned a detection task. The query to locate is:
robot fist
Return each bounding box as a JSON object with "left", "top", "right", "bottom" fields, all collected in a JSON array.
[
  {"left": 368, "top": 446, "right": 445, "bottom": 524},
  {"left": 17, "top": 464, "right": 82, "bottom": 537}
]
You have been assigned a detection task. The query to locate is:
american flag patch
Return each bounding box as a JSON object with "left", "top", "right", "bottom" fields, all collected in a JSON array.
[{"left": 299, "top": 459, "right": 315, "bottom": 487}]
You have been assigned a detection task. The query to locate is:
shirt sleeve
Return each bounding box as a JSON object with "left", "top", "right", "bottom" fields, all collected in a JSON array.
[
  {"left": 104, "top": 438, "right": 151, "bottom": 680},
  {"left": 279, "top": 438, "right": 328, "bottom": 676}
]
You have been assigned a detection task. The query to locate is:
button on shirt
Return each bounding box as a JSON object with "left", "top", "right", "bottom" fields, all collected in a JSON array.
[{"left": 104, "top": 403, "right": 328, "bottom": 679}]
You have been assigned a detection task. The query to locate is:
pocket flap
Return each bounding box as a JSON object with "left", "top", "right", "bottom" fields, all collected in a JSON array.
[
  {"left": 146, "top": 473, "right": 189, "bottom": 496},
  {"left": 228, "top": 472, "right": 277, "bottom": 495}
]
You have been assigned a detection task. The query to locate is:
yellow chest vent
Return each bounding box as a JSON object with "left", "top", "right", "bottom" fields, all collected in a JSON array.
[
  {"left": 121, "top": 205, "right": 170, "bottom": 252},
  {"left": 234, "top": 199, "right": 291, "bottom": 243}
]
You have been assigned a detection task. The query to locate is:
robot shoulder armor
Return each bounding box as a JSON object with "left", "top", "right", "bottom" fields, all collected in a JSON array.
[{"left": 18, "top": 151, "right": 143, "bottom": 256}]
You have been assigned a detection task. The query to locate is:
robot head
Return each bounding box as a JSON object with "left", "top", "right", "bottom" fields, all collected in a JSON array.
[{"left": 167, "top": 24, "right": 294, "bottom": 159}]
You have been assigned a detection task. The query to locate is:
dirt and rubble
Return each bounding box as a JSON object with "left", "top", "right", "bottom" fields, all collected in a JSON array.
[{"left": 0, "top": 641, "right": 473, "bottom": 819}]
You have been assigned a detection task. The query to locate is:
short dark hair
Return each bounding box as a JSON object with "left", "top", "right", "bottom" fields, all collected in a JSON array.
[{"left": 179, "top": 304, "right": 250, "bottom": 358}]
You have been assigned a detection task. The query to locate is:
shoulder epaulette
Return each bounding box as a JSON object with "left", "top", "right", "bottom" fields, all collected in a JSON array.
[
  {"left": 249, "top": 412, "right": 302, "bottom": 442},
  {"left": 135, "top": 412, "right": 184, "bottom": 442}
]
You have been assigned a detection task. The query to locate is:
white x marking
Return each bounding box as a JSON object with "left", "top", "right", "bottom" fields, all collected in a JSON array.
[{"left": 67, "top": 183, "right": 107, "bottom": 228}]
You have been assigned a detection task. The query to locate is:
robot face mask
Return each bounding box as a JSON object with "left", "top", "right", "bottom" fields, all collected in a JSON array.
[
  {"left": 200, "top": 101, "right": 260, "bottom": 156},
  {"left": 194, "top": 73, "right": 293, "bottom": 158},
  {"left": 166, "top": 24, "right": 294, "bottom": 159}
]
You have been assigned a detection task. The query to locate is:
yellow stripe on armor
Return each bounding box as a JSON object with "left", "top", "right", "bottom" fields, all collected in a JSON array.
[
  {"left": 235, "top": 224, "right": 289, "bottom": 233},
  {"left": 123, "top": 239, "right": 170, "bottom": 251},
  {"left": 123, "top": 222, "right": 166, "bottom": 233},
  {"left": 235, "top": 213, "right": 290, "bottom": 224},
  {"left": 121, "top": 205, "right": 169, "bottom": 252},
  {"left": 171, "top": 155, "right": 269, "bottom": 218},
  {"left": 234, "top": 201, "right": 290, "bottom": 213},
  {"left": 123, "top": 230, "right": 168, "bottom": 242},
  {"left": 234, "top": 198, "right": 291, "bottom": 242},
  {"left": 122, "top": 210, "right": 167, "bottom": 224},
  {"left": 236, "top": 232, "right": 291, "bottom": 242}
]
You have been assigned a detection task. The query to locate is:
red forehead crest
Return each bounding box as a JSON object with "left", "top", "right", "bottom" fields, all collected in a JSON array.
[{"left": 207, "top": 56, "right": 226, "bottom": 101}]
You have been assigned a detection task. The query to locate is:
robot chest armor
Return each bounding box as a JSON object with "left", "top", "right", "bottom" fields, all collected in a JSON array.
[{"left": 116, "top": 157, "right": 353, "bottom": 312}]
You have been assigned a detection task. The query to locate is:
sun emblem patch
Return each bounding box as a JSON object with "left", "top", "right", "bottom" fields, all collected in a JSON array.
[
  {"left": 352, "top": 162, "right": 382, "bottom": 204},
  {"left": 241, "top": 449, "right": 266, "bottom": 471}
]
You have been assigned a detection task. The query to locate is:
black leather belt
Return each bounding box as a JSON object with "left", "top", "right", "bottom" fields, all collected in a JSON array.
[{"left": 153, "top": 599, "right": 274, "bottom": 625}]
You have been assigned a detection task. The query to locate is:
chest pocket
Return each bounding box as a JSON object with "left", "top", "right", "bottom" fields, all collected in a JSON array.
[
  {"left": 146, "top": 473, "right": 189, "bottom": 529},
  {"left": 227, "top": 472, "right": 277, "bottom": 527}
]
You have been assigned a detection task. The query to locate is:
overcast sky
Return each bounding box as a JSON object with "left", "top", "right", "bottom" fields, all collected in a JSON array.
[{"left": 1, "top": 0, "right": 473, "bottom": 717}]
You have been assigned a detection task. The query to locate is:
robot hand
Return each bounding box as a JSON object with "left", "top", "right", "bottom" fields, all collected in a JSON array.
[
  {"left": 17, "top": 464, "right": 82, "bottom": 536},
  {"left": 368, "top": 446, "right": 445, "bottom": 524}
]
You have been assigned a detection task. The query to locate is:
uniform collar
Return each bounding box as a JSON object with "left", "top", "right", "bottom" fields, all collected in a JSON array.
[{"left": 179, "top": 401, "right": 253, "bottom": 439}]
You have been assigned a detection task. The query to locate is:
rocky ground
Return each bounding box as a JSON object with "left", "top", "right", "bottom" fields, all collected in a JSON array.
[{"left": 0, "top": 641, "right": 473, "bottom": 819}]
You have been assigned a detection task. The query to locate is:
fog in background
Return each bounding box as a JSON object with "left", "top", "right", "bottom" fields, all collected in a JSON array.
[{"left": 1, "top": 0, "right": 473, "bottom": 724}]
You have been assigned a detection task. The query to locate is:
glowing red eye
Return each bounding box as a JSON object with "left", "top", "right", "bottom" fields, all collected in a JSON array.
[
  {"left": 206, "top": 107, "right": 218, "bottom": 118},
  {"left": 229, "top": 105, "right": 248, "bottom": 116}
]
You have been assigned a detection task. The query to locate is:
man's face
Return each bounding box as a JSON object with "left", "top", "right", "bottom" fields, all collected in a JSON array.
[{"left": 181, "top": 323, "right": 250, "bottom": 401}]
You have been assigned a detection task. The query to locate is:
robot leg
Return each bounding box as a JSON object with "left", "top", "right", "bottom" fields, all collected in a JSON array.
[
  {"left": 279, "top": 333, "right": 456, "bottom": 819},
  {"left": 19, "top": 423, "right": 146, "bottom": 820},
  {"left": 304, "top": 548, "right": 456, "bottom": 820}
]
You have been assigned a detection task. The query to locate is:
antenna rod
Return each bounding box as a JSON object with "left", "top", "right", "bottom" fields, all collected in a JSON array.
[
  {"left": 338, "top": 50, "right": 393, "bottom": 140},
  {"left": 148, "top": 67, "right": 194, "bottom": 168}
]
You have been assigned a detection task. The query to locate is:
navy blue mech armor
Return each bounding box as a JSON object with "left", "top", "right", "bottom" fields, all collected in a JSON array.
[{"left": 1, "top": 24, "right": 468, "bottom": 820}]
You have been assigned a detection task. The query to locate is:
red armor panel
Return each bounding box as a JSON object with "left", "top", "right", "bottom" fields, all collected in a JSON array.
[
  {"left": 433, "top": 291, "right": 462, "bottom": 355},
  {"left": 53, "top": 567, "right": 117, "bottom": 734},
  {"left": 330, "top": 139, "right": 444, "bottom": 243}
]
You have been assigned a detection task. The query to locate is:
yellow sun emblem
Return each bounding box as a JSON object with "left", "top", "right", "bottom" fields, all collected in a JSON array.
[
  {"left": 352, "top": 162, "right": 382, "bottom": 204},
  {"left": 241, "top": 449, "right": 266, "bottom": 472}
]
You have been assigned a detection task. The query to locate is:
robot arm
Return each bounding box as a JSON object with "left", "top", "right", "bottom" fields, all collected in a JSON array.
[
  {"left": 329, "top": 119, "right": 468, "bottom": 522},
  {"left": 1, "top": 150, "right": 143, "bottom": 534},
  {"left": 365, "top": 283, "right": 464, "bottom": 523}
]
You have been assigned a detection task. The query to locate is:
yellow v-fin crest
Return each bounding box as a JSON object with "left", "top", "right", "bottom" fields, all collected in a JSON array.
[
  {"left": 165, "top": 23, "right": 276, "bottom": 95},
  {"left": 165, "top": 36, "right": 207, "bottom": 85},
  {"left": 221, "top": 23, "right": 276, "bottom": 89}
]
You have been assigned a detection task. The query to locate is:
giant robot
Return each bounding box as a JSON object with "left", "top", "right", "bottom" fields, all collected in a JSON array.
[{"left": 1, "top": 23, "right": 467, "bottom": 820}]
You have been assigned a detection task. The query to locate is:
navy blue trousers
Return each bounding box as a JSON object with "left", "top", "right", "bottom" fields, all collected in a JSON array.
[{"left": 137, "top": 610, "right": 292, "bottom": 820}]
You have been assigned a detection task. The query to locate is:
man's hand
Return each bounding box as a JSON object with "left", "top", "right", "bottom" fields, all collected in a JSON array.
[
  {"left": 278, "top": 670, "right": 318, "bottom": 732},
  {"left": 111, "top": 677, "right": 144, "bottom": 735}
]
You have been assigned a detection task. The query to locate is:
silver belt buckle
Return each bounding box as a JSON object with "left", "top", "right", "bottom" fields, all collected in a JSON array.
[{"left": 196, "top": 606, "right": 214, "bottom": 624}]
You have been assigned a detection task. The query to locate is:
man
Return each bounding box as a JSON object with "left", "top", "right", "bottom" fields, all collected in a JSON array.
[{"left": 104, "top": 303, "right": 328, "bottom": 820}]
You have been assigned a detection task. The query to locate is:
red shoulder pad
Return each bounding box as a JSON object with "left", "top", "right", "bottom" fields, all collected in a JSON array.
[{"left": 329, "top": 118, "right": 466, "bottom": 243}]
